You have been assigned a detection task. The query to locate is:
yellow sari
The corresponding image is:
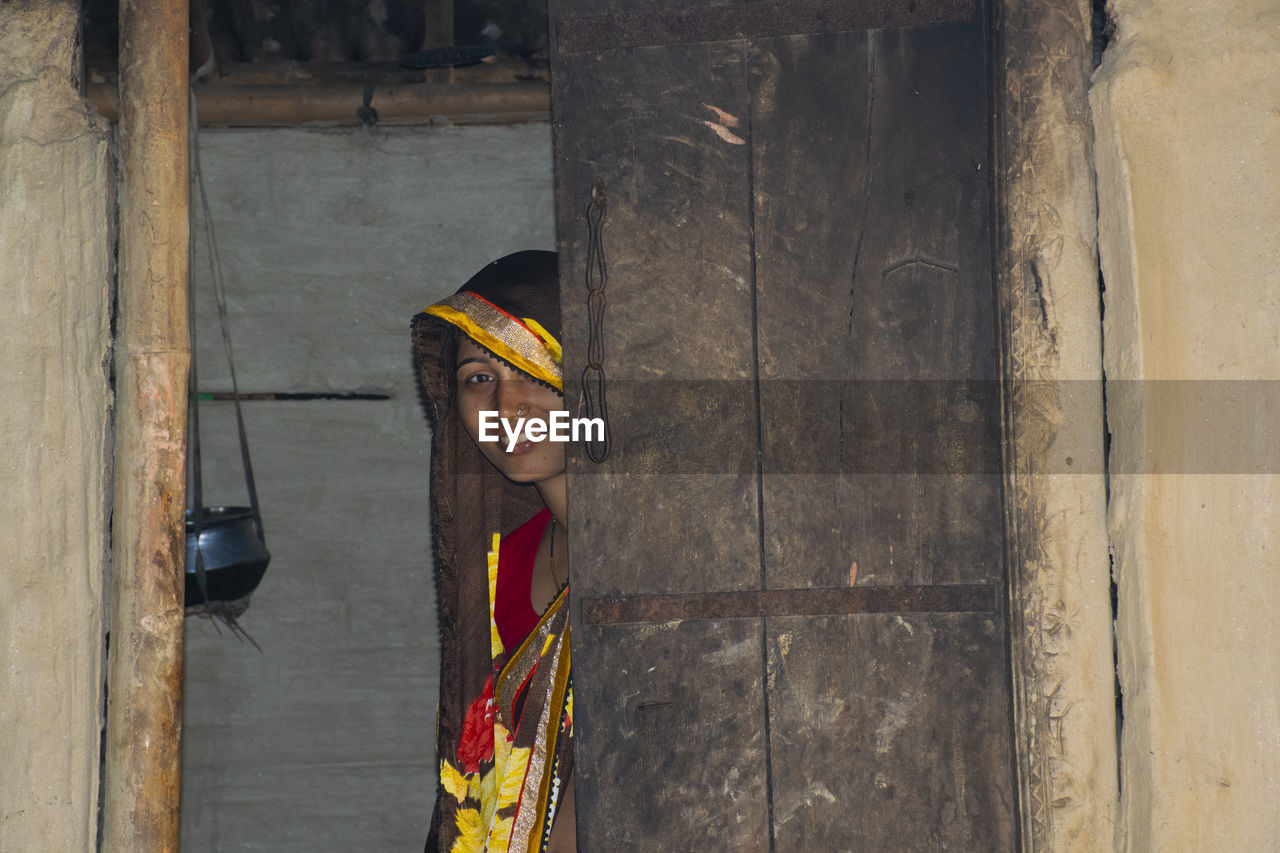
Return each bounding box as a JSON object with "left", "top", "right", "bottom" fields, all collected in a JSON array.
[{"left": 437, "top": 532, "right": 572, "bottom": 853}]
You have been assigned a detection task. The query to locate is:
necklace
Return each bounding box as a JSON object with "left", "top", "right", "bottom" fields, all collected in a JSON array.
[{"left": 549, "top": 520, "right": 560, "bottom": 587}]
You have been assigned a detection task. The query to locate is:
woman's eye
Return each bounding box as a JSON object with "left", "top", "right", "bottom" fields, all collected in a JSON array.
[{"left": 462, "top": 372, "right": 493, "bottom": 385}]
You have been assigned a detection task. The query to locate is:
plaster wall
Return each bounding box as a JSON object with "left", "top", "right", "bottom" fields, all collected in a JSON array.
[
  {"left": 0, "top": 1, "right": 113, "bottom": 849},
  {"left": 180, "top": 124, "right": 554, "bottom": 851},
  {"left": 1092, "top": 1, "right": 1280, "bottom": 849}
]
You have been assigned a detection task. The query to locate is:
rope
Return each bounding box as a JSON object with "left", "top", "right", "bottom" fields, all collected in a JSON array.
[{"left": 191, "top": 91, "right": 266, "bottom": 546}]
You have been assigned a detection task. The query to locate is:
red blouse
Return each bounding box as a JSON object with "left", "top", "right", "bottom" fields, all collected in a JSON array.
[{"left": 494, "top": 508, "right": 552, "bottom": 652}]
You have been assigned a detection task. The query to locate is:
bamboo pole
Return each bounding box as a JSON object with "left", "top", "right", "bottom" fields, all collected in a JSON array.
[{"left": 102, "top": 0, "right": 189, "bottom": 847}]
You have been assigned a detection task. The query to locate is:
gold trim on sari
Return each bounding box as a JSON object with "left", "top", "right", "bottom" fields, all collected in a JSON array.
[
  {"left": 494, "top": 587, "right": 571, "bottom": 853},
  {"left": 425, "top": 292, "right": 564, "bottom": 391}
]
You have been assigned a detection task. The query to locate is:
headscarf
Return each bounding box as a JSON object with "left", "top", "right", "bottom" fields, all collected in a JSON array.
[
  {"left": 418, "top": 250, "right": 562, "bottom": 391},
  {"left": 412, "top": 250, "right": 571, "bottom": 852}
]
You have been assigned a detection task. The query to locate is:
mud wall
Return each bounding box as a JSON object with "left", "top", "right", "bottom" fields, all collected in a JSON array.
[
  {"left": 1093, "top": 1, "right": 1280, "bottom": 848},
  {"left": 0, "top": 1, "right": 114, "bottom": 849}
]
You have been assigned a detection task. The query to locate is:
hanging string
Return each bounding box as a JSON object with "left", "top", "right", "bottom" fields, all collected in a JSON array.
[
  {"left": 187, "top": 90, "right": 211, "bottom": 611},
  {"left": 191, "top": 91, "right": 265, "bottom": 545},
  {"left": 582, "top": 178, "right": 611, "bottom": 463},
  {"left": 186, "top": 90, "right": 265, "bottom": 649}
]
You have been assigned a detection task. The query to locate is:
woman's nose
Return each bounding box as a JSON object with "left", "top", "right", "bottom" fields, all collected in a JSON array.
[{"left": 495, "top": 378, "right": 529, "bottom": 418}]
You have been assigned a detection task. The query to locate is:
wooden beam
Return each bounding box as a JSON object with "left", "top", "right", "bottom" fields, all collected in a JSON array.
[
  {"left": 102, "top": 0, "right": 189, "bottom": 847},
  {"left": 423, "top": 0, "right": 456, "bottom": 83},
  {"left": 995, "top": 0, "right": 1119, "bottom": 849},
  {"left": 580, "top": 585, "right": 1001, "bottom": 625},
  {"left": 87, "top": 80, "right": 549, "bottom": 126},
  {"left": 424, "top": 0, "right": 454, "bottom": 49}
]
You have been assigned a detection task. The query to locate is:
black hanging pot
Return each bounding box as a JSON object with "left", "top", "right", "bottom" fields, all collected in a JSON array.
[
  {"left": 185, "top": 507, "right": 270, "bottom": 607},
  {"left": 186, "top": 138, "right": 270, "bottom": 616}
]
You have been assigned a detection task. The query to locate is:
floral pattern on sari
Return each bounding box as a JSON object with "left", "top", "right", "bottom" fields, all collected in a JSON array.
[{"left": 437, "top": 532, "right": 571, "bottom": 853}]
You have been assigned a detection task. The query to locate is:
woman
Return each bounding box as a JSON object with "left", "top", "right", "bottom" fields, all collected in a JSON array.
[{"left": 413, "top": 251, "right": 575, "bottom": 853}]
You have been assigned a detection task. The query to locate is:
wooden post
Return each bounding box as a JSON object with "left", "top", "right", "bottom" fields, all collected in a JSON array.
[
  {"left": 423, "top": 0, "right": 454, "bottom": 84},
  {"left": 996, "top": 0, "right": 1119, "bottom": 849},
  {"left": 103, "top": 0, "right": 189, "bottom": 848},
  {"left": 424, "top": 0, "right": 454, "bottom": 48}
]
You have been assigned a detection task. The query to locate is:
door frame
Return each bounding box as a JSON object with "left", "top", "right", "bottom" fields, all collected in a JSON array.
[{"left": 994, "top": 1, "right": 1118, "bottom": 849}]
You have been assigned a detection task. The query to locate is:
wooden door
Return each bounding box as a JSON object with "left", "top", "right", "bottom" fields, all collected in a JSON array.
[{"left": 551, "top": 1, "right": 1015, "bottom": 848}]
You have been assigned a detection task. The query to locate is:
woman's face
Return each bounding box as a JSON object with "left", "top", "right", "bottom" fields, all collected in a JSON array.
[{"left": 455, "top": 337, "right": 567, "bottom": 484}]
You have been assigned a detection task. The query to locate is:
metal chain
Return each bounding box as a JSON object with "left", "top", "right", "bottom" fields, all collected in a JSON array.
[{"left": 582, "top": 178, "right": 611, "bottom": 463}]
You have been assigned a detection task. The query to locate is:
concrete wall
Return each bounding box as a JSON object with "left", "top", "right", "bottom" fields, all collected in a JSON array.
[
  {"left": 180, "top": 124, "right": 553, "bottom": 851},
  {"left": 1092, "top": 1, "right": 1280, "bottom": 849},
  {"left": 0, "top": 1, "right": 114, "bottom": 849}
]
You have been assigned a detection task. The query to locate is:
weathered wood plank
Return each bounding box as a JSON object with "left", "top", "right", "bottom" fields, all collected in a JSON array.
[
  {"left": 751, "top": 21, "right": 1002, "bottom": 590},
  {"left": 998, "top": 0, "right": 1120, "bottom": 845},
  {"left": 551, "top": 35, "right": 770, "bottom": 847},
  {"left": 767, "top": 613, "right": 1016, "bottom": 849},
  {"left": 745, "top": 15, "right": 1016, "bottom": 849},
  {"left": 553, "top": 4, "right": 1017, "bottom": 849},
  {"left": 554, "top": 0, "right": 976, "bottom": 53},
  {"left": 554, "top": 41, "right": 761, "bottom": 597},
  {"left": 580, "top": 584, "right": 999, "bottom": 624},
  {"left": 573, "top": 620, "right": 770, "bottom": 850}
]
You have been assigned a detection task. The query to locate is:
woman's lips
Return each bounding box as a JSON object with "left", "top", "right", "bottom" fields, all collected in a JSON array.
[{"left": 505, "top": 439, "right": 537, "bottom": 455}]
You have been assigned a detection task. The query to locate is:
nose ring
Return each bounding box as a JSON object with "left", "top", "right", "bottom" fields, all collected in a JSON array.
[{"left": 516, "top": 402, "right": 528, "bottom": 417}]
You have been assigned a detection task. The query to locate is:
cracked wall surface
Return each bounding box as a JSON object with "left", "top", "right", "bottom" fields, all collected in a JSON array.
[
  {"left": 0, "top": 1, "right": 114, "bottom": 850},
  {"left": 1093, "top": 0, "right": 1280, "bottom": 849}
]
